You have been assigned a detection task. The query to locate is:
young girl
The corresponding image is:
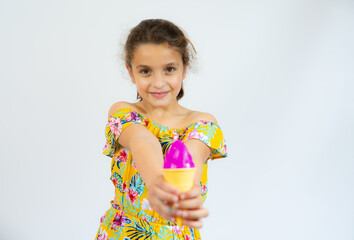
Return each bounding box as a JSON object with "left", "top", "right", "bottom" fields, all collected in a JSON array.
[{"left": 95, "top": 19, "right": 228, "bottom": 240}]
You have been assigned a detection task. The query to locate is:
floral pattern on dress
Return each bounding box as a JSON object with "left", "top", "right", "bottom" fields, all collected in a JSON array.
[
  {"left": 96, "top": 107, "right": 228, "bottom": 239},
  {"left": 111, "top": 211, "right": 132, "bottom": 230}
]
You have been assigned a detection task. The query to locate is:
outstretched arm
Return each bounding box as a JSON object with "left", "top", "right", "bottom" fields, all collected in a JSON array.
[
  {"left": 108, "top": 103, "right": 166, "bottom": 189},
  {"left": 185, "top": 139, "right": 212, "bottom": 185},
  {"left": 109, "top": 109, "right": 181, "bottom": 224},
  {"left": 173, "top": 113, "right": 218, "bottom": 228},
  {"left": 168, "top": 136, "right": 212, "bottom": 228},
  {"left": 185, "top": 112, "right": 217, "bottom": 185},
  {"left": 108, "top": 103, "right": 183, "bottom": 222}
]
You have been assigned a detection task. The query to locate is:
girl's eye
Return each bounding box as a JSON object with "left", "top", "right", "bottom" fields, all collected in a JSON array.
[
  {"left": 140, "top": 69, "right": 150, "bottom": 74},
  {"left": 166, "top": 67, "right": 175, "bottom": 73}
]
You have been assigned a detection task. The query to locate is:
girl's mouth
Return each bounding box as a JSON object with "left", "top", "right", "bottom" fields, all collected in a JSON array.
[{"left": 150, "top": 91, "right": 169, "bottom": 98}]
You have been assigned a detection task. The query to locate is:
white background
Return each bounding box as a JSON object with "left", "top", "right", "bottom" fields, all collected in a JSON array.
[{"left": 1, "top": 0, "right": 353, "bottom": 239}]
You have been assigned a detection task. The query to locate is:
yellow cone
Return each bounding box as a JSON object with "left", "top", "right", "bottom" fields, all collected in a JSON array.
[{"left": 163, "top": 168, "right": 196, "bottom": 226}]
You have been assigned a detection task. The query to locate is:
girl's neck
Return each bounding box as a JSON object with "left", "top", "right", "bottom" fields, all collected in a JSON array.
[{"left": 134, "top": 100, "right": 184, "bottom": 121}]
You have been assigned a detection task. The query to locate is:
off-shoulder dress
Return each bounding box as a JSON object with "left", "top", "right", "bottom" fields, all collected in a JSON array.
[{"left": 95, "top": 107, "right": 228, "bottom": 240}]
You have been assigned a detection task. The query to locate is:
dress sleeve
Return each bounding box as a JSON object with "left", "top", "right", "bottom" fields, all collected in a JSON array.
[
  {"left": 102, "top": 107, "right": 147, "bottom": 158},
  {"left": 181, "top": 120, "right": 228, "bottom": 160}
]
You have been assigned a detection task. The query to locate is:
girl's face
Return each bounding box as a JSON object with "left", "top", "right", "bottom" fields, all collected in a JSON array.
[{"left": 127, "top": 43, "right": 187, "bottom": 108}]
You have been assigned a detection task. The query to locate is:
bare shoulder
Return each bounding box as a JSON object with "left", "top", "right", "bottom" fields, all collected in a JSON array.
[
  {"left": 188, "top": 110, "right": 218, "bottom": 124},
  {"left": 108, "top": 101, "right": 134, "bottom": 118}
]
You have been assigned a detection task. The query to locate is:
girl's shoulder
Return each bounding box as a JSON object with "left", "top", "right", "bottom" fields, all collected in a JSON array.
[
  {"left": 107, "top": 101, "right": 136, "bottom": 118},
  {"left": 186, "top": 109, "right": 218, "bottom": 125}
]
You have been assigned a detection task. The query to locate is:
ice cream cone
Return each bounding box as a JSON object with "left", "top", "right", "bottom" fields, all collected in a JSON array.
[
  {"left": 163, "top": 140, "right": 196, "bottom": 226},
  {"left": 163, "top": 168, "right": 196, "bottom": 226},
  {"left": 163, "top": 168, "right": 196, "bottom": 193}
]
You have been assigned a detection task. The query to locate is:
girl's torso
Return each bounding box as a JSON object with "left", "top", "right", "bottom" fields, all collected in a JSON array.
[
  {"left": 111, "top": 101, "right": 208, "bottom": 205},
  {"left": 100, "top": 102, "right": 227, "bottom": 239}
]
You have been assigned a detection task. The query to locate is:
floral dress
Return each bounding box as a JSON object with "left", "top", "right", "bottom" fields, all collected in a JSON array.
[{"left": 95, "top": 107, "right": 228, "bottom": 240}]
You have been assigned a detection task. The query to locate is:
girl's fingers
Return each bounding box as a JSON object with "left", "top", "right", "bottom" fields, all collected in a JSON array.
[
  {"left": 148, "top": 177, "right": 208, "bottom": 225},
  {"left": 182, "top": 219, "right": 204, "bottom": 229},
  {"left": 157, "top": 175, "right": 181, "bottom": 195},
  {"left": 155, "top": 198, "right": 179, "bottom": 221},
  {"left": 176, "top": 207, "right": 209, "bottom": 220},
  {"left": 179, "top": 206, "right": 209, "bottom": 229},
  {"left": 179, "top": 184, "right": 201, "bottom": 200},
  {"left": 177, "top": 196, "right": 203, "bottom": 209},
  {"left": 154, "top": 184, "right": 179, "bottom": 203}
]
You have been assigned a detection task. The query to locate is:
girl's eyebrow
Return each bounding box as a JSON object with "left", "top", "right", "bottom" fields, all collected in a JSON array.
[{"left": 136, "top": 62, "right": 179, "bottom": 69}]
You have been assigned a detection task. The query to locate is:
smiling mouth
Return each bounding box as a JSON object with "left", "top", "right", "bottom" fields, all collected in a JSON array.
[
  {"left": 151, "top": 91, "right": 168, "bottom": 94},
  {"left": 150, "top": 91, "right": 169, "bottom": 98}
]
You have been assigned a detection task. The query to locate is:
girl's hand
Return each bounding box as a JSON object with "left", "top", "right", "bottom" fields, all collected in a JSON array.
[
  {"left": 147, "top": 174, "right": 180, "bottom": 222},
  {"left": 175, "top": 183, "right": 209, "bottom": 229}
]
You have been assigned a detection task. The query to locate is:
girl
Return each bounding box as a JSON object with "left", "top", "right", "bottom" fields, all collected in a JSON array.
[{"left": 95, "top": 19, "right": 227, "bottom": 240}]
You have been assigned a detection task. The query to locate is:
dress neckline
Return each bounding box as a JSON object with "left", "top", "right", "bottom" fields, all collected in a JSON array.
[{"left": 112, "top": 107, "right": 219, "bottom": 131}]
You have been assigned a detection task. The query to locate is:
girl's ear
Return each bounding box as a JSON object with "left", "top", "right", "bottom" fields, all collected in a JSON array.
[{"left": 126, "top": 64, "right": 136, "bottom": 84}]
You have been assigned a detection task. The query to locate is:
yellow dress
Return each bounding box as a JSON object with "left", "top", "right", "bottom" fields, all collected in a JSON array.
[{"left": 95, "top": 107, "right": 228, "bottom": 240}]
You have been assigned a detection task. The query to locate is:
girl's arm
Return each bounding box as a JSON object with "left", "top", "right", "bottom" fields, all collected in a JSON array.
[
  {"left": 116, "top": 121, "right": 183, "bottom": 218},
  {"left": 185, "top": 112, "right": 217, "bottom": 185},
  {"left": 118, "top": 123, "right": 165, "bottom": 188},
  {"left": 108, "top": 102, "right": 171, "bottom": 190},
  {"left": 185, "top": 139, "right": 212, "bottom": 185},
  {"left": 173, "top": 113, "right": 217, "bottom": 228},
  {"left": 108, "top": 103, "right": 181, "bottom": 222},
  {"left": 165, "top": 139, "right": 210, "bottom": 228}
]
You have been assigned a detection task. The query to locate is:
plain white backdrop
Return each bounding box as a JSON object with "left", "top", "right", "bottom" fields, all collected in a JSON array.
[{"left": 1, "top": 0, "right": 353, "bottom": 239}]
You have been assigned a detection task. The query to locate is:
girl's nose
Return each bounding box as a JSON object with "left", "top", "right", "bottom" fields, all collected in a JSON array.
[{"left": 151, "top": 73, "right": 165, "bottom": 88}]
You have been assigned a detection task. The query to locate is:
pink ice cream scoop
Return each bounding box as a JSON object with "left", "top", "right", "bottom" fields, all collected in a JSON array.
[{"left": 164, "top": 140, "right": 195, "bottom": 169}]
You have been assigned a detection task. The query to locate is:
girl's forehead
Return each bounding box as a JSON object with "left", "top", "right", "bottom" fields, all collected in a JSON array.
[{"left": 132, "top": 43, "right": 182, "bottom": 66}]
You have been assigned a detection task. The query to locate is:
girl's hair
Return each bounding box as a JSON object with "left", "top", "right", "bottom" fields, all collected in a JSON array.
[{"left": 124, "top": 19, "right": 197, "bottom": 101}]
